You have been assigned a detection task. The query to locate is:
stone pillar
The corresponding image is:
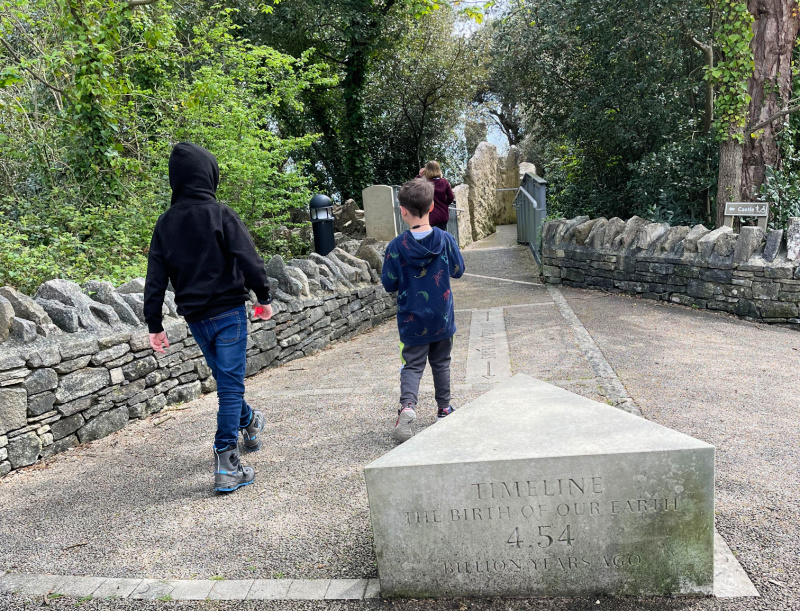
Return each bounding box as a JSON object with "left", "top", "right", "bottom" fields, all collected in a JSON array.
[
  {"left": 452, "top": 184, "right": 472, "bottom": 249},
  {"left": 495, "top": 146, "right": 521, "bottom": 225},
  {"left": 362, "top": 185, "right": 398, "bottom": 242},
  {"left": 786, "top": 217, "right": 800, "bottom": 262},
  {"left": 464, "top": 142, "right": 499, "bottom": 242}
]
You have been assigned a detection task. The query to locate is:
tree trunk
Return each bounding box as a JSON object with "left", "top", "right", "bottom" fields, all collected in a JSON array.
[
  {"left": 717, "top": 131, "right": 744, "bottom": 227},
  {"left": 741, "top": 0, "right": 800, "bottom": 199},
  {"left": 341, "top": 41, "right": 373, "bottom": 202}
]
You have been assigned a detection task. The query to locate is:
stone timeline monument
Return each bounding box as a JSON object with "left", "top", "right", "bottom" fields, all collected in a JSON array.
[
  {"left": 365, "top": 375, "right": 714, "bottom": 598},
  {"left": 362, "top": 185, "right": 398, "bottom": 241}
]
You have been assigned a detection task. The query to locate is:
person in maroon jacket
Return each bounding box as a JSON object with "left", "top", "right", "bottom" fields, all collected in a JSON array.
[{"left": 420, "top": 160, "right": 455, "bottom": 232}]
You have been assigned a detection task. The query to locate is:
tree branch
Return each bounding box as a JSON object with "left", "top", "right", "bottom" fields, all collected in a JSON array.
[
  {"left": 127, "top": 0, "right": 160, "bottom": 6},
  {"left": 688, "top": 35, "right": 712, "bottom": 54},
  {"left": 0, "top": 38, "right": 65, "bottom": 95},
  {"left": 748, "top": 105, "right": 800, "bottom": 133},
  {"left": 685, "top": 31, "right": 714, "bottom": 135}
]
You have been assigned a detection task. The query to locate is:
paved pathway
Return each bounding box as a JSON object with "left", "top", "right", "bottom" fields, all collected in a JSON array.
[{"left": 0, "top": 225, "right": 798, "bottom": 610}]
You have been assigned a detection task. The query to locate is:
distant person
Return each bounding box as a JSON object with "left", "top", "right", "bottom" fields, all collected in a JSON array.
[
  {"left": 381, "top": 179, "right": 465, "bottom": 442},
  {"left": 144, "top": 142, "right": 273, "bottom": 494},
  {"left": 421, "top": 160, "right": 455, "bottom": 232}
]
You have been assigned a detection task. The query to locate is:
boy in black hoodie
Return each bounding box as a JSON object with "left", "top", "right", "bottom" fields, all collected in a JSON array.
[{"left": 144, "top": 142, "right": 272, "bottom": 493}]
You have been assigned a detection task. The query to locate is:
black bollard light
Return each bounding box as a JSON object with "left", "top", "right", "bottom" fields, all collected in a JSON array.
[{"left": 309, "top": 194, "right": 335, "bottom": 256}]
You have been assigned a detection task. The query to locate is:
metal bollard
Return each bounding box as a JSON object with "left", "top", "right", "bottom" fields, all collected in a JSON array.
[{"left": 309, "top": 194, "right": 335, "bottom": 256}]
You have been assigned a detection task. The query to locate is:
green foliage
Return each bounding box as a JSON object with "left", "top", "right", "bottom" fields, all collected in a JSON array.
[
  {"left": 488, "top": 0, "right": 716, "bottom": 223},
  {"left": 224, "top": 0, "right": 482, "bottom": 202},
  {"left": 0, "top": 0, "right": 326, "bottom": 293},
  {"left": 756, "top": 109, "right": 800, "bottom": 229},
  {"left": 707, "top": 0, "right": 754, "bottom": 141},
  {"left": 628, "top": 138, "right": 718, "bottom": 225},
  {"left": 365, "top": 6, "right": 486, "bottom": 184}
]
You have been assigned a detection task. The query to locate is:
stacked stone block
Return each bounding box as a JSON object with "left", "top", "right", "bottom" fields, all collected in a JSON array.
[
  {"left": 542, "top": 215, "right": 800, "bottom": 323},
  {"left": 0, "top": 241, "right": 394, "bottom": 477}
]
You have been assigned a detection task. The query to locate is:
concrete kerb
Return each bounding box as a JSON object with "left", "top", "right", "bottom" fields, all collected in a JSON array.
[
  {"left": 0, "top": 555, "right": 757, "bottom": 600},
  {"left": 0, "top": 574, "right": 380, "bottom": 601},
  {"left": 546, "top": 284, "right": 642, "bottom": 415},
  {"left": 207, "top": 579, "right": 253, "bottom": 600}
]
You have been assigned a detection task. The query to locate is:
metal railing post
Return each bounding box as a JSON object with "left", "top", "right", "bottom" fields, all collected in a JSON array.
[{"left": 511, "top": 172, "right": 547, "bottom": 264}]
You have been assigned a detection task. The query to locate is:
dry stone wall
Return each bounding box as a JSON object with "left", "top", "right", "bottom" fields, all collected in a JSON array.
[
  {"left": 542, "top": 215, "right": 800, "bottom": 323},
  {"left": 0, "top": 237, "right": 394, "bottom": 477}
]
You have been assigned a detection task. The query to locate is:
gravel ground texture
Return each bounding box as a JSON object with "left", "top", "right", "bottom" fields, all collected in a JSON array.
[
  {"left": 561, "top": 286, "right": 800, "bottom": 611},
  {"left": 0, "top": 226, "right": 798, "bottom": 610}
]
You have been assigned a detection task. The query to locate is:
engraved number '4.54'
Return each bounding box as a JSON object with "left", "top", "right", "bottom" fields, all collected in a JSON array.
[{"left": 507, "top": 526, "right": 574, "bottom": 549}]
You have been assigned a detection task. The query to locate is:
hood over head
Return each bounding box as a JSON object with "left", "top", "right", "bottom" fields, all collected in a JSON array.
[
  {"left": 169, "top": 142, "right": 219, "bottom": 205},
  {"left": 397, "top": 228, "right": 447, "bottom": 268}
]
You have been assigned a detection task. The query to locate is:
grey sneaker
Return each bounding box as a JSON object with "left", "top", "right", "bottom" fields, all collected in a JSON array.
[
  {"left": 242, "top": 410, "right": 265, "bottom": 451},
  {"left": 392, "top": 404, "right": 416, "bottom": 442},
  {"left": 214, "top": 445, "right": 255, "bottom": 493}
]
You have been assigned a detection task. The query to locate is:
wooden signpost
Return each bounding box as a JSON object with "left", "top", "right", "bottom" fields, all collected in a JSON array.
[{"left": 723, "top": 202, "right": 770, "bottom": 230}]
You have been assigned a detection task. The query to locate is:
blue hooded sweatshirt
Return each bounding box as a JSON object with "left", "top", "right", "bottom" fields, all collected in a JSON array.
[{"left": 381, "top": 228, "right": 465, "bottom": 346}]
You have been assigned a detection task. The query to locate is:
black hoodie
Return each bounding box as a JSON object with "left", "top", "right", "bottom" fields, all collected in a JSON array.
[{"left": 143, "top": 142, "right": 271, "bottom": 333}]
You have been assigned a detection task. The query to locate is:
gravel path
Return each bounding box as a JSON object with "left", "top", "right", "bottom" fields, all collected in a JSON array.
[{"left": 0, "top": 225, "right": 797, "bottom": 609}]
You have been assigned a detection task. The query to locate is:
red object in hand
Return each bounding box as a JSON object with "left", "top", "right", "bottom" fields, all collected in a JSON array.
[{"left": 254, "top": 306, "right": 264, "bottom": 317}]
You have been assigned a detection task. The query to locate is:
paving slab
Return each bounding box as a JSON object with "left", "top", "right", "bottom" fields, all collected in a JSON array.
[
  {"left": 52, "top": 576, "right": 106, "bottom": 598},
  {"left": 129, "top": 578, "right": 173, "bottom": 600},
  {"left": 364, "top": 578, "right": 381, "bottom": 599},
  {"left": 0, "top": 573, "right": 65, "bottom": 596},
  {"left": 286, "top": 578, "right": 331, "bottom": 599},
  {"left": 166, "top": 579, "right": 214, "bottom": 600},
  {"left": 207, "top": 579, "right": 253, "bottom": 600},
  {"left": 465, "top": 307, "right": 512, "bottom": 383},
  {"left": 88, "top": 577, "right": 141, "bottom": 599},
  {"left": 715, "top": 532, "right": 759, "bottom": 598},
  {"left": 246, "top": 579, "right": 292, "bottom": 600},
  {"left": 325, "top": 578, "right": 369, "bottom": 599}
]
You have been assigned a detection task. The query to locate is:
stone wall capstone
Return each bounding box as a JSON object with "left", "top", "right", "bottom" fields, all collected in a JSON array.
[
  {"left": 0, "top": 240, "right": 396, "bottom": 477},
  {"left": 542, "top": 215, "right": 800, "bottom": 324}
]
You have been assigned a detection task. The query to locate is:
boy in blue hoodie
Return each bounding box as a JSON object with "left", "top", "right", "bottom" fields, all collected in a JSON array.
[{"left": 381, "top": 179, "right": 465, "bottom": 442}]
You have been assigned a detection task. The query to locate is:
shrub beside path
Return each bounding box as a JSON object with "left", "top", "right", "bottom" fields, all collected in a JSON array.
[{"left": 0, "top": 226, "right": 797, "bottom": 610}]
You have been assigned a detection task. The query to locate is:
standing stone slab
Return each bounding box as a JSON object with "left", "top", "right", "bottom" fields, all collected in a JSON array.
[
  {"left": 365, "top": 374, "right": 714, "bottom": 599},
  {"left": 786, "top": 217, "right": 800, "bottom": 261},
  {"left": 363, "top": 185, "right": 398, "bottom": 241}
]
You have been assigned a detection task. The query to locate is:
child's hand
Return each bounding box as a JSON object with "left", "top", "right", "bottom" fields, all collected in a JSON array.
[
  {"left": 254, "top": 304, "right": 273, "bottom": 320},
  {"left": 149, "top": 331, "right": 170, "bottom": 354}
]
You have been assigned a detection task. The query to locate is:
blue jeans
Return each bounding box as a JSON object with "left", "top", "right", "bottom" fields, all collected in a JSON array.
[{"left": 187, "top": 305, "right": 252, "bottom": 451}]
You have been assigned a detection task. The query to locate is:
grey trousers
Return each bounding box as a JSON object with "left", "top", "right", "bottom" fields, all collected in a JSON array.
[{"left": 399, "top": 337, "right": 453, "bottom": 409}]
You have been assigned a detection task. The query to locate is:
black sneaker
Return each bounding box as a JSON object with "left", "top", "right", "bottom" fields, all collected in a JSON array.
[{"left": 437, "top": 405, "right": 455, "bottom": 419}]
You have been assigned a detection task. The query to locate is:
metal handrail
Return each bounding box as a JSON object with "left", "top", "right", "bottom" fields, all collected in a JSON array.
[{"left": 513, "top": 173, "right": 547, "bottom": 264}]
